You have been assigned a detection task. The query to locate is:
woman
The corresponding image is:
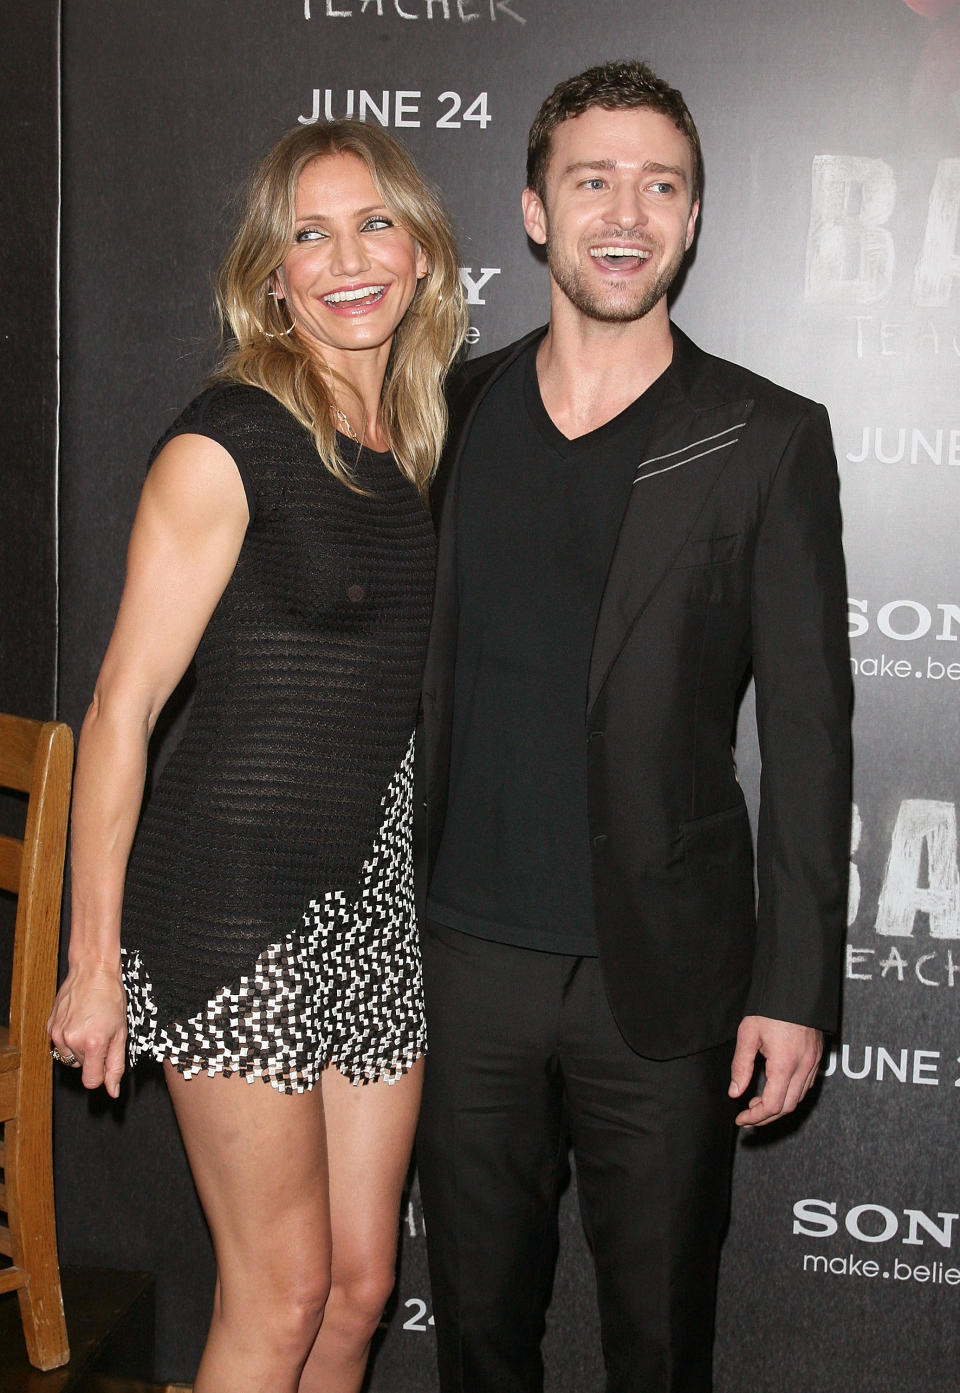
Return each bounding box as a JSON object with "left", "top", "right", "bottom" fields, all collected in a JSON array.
[{"left": 47, "top": 121, "right": 466, "bottom": 1393}]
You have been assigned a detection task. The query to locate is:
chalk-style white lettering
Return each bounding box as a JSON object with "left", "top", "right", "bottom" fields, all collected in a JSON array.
[
  {"left": 848, "top": 802, "right": 861, "bottom": 925},
  {"left": 805, "top": 156, "right": 896, "bottom": 304},
  {"left": 916, "top": 953, "right": 940, "bottom": 986},
  {"left": 846, "top": 946, "right": 874, "bottom": 979},
  {"left": 880, "top": 321, "right": 904, "bottom": 354},
  {"left": 305, "top": 0, "right": 522, "bottom": 20},
  {"left": 914, "top": 159, "right": 960, "bottom": 307},
  {"left": 851, "top": 314, "right": 871, "bottom": 357},
  {"left": 879, "top": 945, "right": 907, "bottom": 980},
  {"left": 876, "top": 800, "right": 960, "bottom": 939}
]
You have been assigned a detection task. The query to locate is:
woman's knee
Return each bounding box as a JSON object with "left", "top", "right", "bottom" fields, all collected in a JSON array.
[
  {"left": 282, "top": 1264, "right": 333, "bottom": 1325},
  {"left": 327, "top": 1262, "right": 396, "bottom": 1341},
  {"left": 220, "top": 1263, "right": 332, "bottom": 1356}
]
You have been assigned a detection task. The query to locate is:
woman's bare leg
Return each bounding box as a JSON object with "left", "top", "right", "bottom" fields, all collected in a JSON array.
[
  {"left": 165, "top": 1064, "right": 331, "bottom": 1393},
  {"left": 298, "top": 1057, "right": 424, "bottom": 1393}
]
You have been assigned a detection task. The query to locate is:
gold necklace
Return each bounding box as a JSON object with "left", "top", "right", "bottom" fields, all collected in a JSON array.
[{"left": 334, "top": 408, "right": 359, "bottom": 442}]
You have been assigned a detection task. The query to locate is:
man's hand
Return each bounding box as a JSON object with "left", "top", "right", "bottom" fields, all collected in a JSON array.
[{"left": 728, "top": 1015, "right": 822, "bottom": 1127}]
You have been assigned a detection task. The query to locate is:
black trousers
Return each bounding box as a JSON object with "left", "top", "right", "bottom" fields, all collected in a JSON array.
[{"left": 416, "top": 922, "right": 738, "bottom": 1393}]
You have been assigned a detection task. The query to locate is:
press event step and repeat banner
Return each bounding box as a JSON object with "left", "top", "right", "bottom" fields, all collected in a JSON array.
[{"left": 56, "top": 2, "right": 958, "bottom": 1388}]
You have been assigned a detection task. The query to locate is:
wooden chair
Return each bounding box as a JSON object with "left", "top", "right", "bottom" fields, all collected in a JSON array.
[{"left": 0, "top": 713, "right": 73, "bottom": 1369}]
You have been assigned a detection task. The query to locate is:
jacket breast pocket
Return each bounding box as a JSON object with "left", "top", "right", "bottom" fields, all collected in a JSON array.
[{"left": 671, "top": 532, "right": 744, "bottom": 570}]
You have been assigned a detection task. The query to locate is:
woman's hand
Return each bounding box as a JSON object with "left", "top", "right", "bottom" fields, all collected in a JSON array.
[{"left": 47, "top": 960, "right": 128, "bottom": 1098}]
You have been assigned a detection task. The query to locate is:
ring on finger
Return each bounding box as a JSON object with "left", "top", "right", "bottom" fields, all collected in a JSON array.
[{"left": 50, "top": 1045, "right": 78, "bottom": 1066}]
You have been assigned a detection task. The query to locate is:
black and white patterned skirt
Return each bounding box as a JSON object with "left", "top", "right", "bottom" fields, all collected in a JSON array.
[{"left": 122, "top": 735, "right": 425, "bottom": 1094}]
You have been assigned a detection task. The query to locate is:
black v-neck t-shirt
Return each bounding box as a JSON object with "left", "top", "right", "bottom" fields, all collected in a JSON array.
[{"left": 428, "top": 339, "right": 669, "bottom": 954}]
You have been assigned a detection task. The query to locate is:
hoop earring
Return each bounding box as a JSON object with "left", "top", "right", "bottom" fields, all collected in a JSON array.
[{"left": 265, "top": 291, "right": 297, "bottom": 339}]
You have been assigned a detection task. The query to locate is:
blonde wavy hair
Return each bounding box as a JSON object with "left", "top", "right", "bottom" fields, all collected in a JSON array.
[{"left": 213, "top": 121, "right": 468, "bottom": 496}]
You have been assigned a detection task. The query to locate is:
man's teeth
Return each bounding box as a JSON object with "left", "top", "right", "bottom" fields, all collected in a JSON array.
[
  {"left": 323, "top": 285, "right": 386, "bottom": 305},
  {"left": 589, "top": 247, "right": 651, "bottom": 259}
]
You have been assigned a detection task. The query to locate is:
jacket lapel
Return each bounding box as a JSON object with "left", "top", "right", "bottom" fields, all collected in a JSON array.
[
  {"left": 423, "top": 330, "right": 542, "bottom": 712},
  {"left": 587, "top": 332, "right": 755, "bottom": 713}
]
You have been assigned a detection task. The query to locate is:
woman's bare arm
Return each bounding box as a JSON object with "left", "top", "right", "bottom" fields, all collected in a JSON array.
[{"left": 48, "top": 432, "right": 250, "bottom": 1096}]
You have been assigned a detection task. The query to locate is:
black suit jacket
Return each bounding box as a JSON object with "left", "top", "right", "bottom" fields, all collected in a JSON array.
[{"left": 419, "top": 326, "right": 851, "bottom": 1059}]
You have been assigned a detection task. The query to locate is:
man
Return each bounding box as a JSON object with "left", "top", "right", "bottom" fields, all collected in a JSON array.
[{"left": 416, "top": 59, "right": 851, "bottom": 1393}]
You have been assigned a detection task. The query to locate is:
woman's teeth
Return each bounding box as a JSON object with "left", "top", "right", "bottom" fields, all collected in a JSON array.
[{"left": 323, "top": 285, "right": 386, "bottom": 305}]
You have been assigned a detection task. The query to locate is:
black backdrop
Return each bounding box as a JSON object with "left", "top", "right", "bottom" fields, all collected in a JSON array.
[
  {"left": 0, "top": 0, "right": 59, "bottom": 720},
  {"left": 19, "top": 1, "right": 960, "bottom": 1387}
]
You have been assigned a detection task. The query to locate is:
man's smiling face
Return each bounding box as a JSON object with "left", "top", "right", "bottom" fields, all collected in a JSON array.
[{"left": 522, "top": 105, "right": 700, "bottom": 325}]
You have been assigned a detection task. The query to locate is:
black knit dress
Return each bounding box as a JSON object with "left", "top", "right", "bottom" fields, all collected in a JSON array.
[{"left": 121, "top": 384, "right": 435, "bottom": 1093}]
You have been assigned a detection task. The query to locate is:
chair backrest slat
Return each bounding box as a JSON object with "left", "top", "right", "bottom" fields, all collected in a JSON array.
[
  {"left": 0, "top": 717, "right": 73, "bottom": 1052},
  {"left": 0, "top": 715, "right": 42, "bottom": 792},
  {"left": 0, "top": 834, "right": 24, "bottom": 893},
  {"left": 0, "top": 713, "right": 72, "bottom": 1370}
]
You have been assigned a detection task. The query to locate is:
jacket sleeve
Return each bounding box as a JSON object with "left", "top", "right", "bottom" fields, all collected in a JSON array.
[{"left": 745, "top": 401, "right": 852, "bottom": 1031}]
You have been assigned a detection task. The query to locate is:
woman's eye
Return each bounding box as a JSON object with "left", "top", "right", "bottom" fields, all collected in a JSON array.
[
  {"left": 294, "top": 227, "right": 325, "bottom": 243},
  {"left": 363, "top": 216, "right": 393, "bottom": 231}
]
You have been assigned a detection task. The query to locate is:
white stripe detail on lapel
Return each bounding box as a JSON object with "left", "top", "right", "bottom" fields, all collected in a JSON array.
[{"left": 633, "top": 421, "right": 747, "bottom": 485}]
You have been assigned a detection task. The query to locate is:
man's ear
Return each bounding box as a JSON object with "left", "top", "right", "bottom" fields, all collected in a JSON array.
[
  {"left": 684, "top": 199, "right": 700, "bottom": 252},
  {"left": 521, "top": 186, "right": 548, "bottom": 247}
]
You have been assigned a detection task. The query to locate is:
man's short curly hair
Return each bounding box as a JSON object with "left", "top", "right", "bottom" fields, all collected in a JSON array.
[{"left": 527, "top": 59, "right": 703, "bottom": 206}]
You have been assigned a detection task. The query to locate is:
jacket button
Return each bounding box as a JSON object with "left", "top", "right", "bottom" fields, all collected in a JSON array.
[{"left": 592, "top": 834, "right": 607, "bottom": 848}]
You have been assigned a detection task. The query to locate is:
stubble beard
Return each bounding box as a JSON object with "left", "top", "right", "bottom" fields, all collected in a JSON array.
[{"left": 545, "top": 233, "right": 686, "bottom": 324}]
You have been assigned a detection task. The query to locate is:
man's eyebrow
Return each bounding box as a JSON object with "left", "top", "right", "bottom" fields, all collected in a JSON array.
[
  {"left": 562, "top": 160, "right": 618, "bottom": 176},
  {"left": 562, "top": 159, "right": 689, "bottom": 186},
  {"left": 643, "top": 162, "right": 689, "bottom": 186}
]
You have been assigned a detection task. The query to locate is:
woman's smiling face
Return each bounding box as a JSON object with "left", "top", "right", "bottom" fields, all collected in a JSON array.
[{"left": 275, "top": 152, "right": 428, "bottom": 371}]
